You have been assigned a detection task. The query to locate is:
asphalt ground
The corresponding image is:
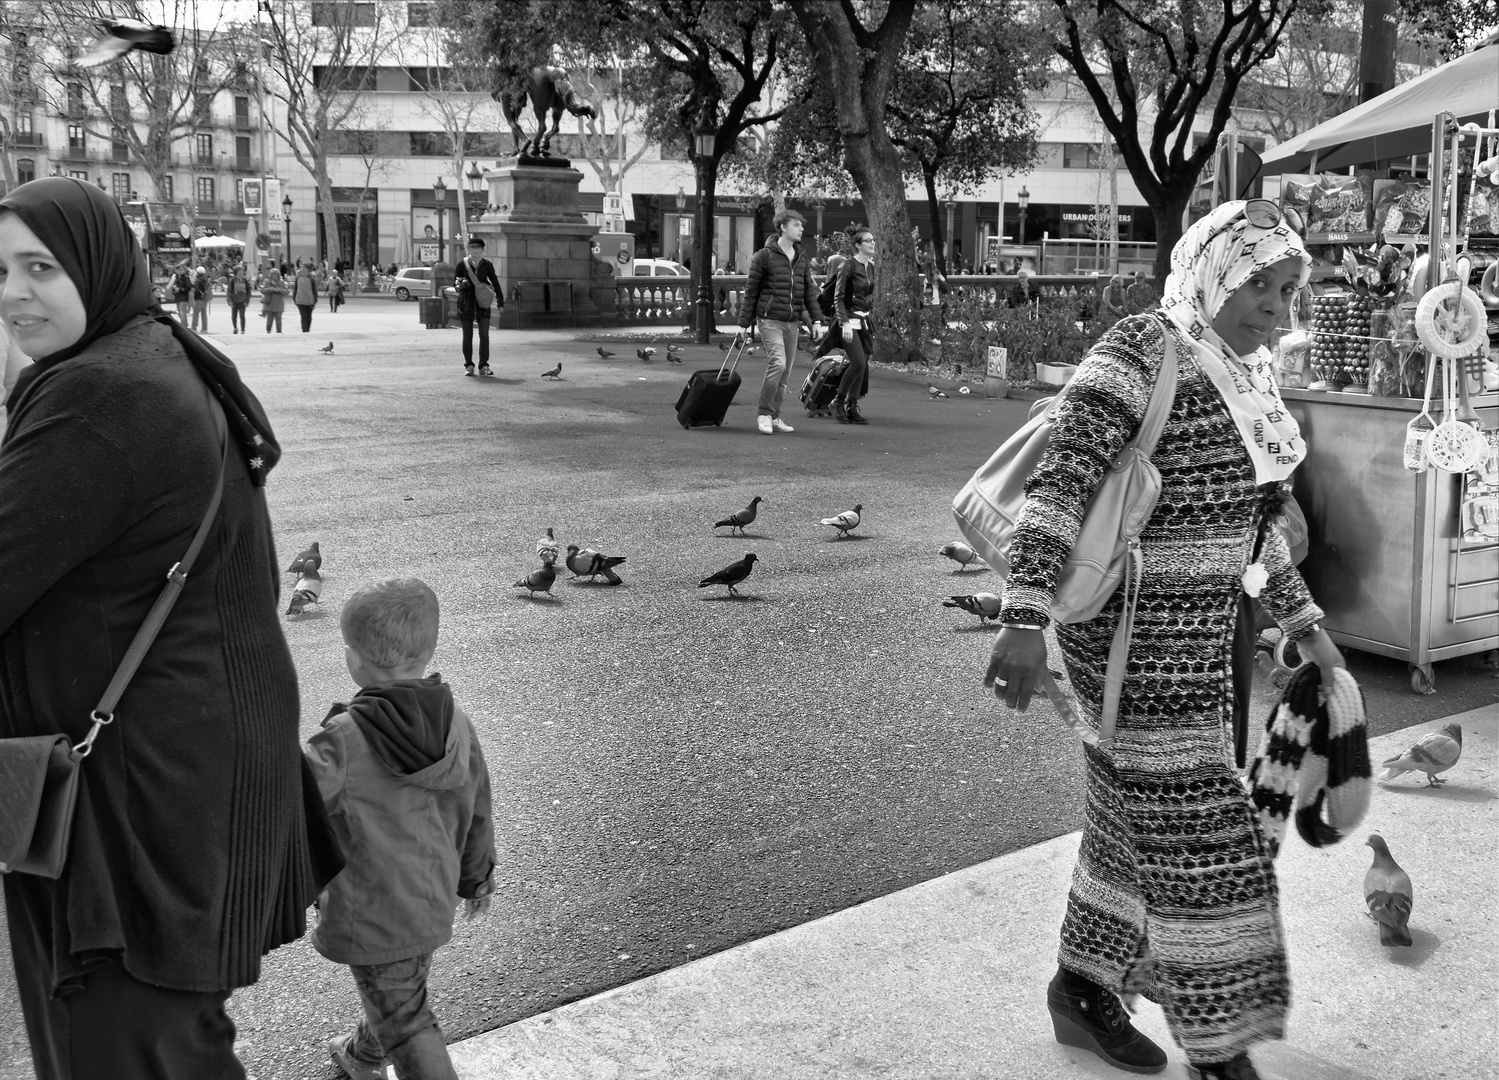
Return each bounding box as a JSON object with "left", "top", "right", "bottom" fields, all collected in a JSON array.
[{"left": 1, "top": 295, "right": 1494, "bottom": 1079}]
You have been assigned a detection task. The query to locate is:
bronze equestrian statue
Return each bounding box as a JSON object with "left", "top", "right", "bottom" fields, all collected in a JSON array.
[{"left": 496, "top": 66, "right": 597, "bottom": 160}]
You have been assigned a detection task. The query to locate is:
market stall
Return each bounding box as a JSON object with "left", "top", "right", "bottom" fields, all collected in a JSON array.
[{"left": 1258, "top": 71, "right": 1498, "bottom": 693}]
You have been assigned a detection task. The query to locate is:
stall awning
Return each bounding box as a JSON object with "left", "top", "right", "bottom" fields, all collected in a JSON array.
[{"left": 1259, "top": 40, "right": 1498, "bottom": 174}]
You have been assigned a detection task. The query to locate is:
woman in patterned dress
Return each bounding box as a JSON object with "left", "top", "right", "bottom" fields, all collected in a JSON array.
[{"left": 984, "top": 201, "right": 1346, "bottom": 1080}]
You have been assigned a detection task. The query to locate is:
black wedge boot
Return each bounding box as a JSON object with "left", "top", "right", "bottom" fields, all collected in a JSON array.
[{"left": 1047, "top": 968, "right": 1167, "bottom": 1074}]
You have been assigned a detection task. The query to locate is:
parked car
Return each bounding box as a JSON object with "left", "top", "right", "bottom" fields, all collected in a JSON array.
[
  {"left": 390, "top": 266, "right": 433, "bottom": 301},
  {"left": 629, "top": 259, "right": 690, "bottom": 277}
]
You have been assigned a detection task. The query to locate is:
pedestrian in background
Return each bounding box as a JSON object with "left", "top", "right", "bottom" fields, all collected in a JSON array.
[
  {"left": 985, "top": 199, "right": 1345, "bottom": 1080},
  {"left": 305, "top": 577, "right": 495, "bottom": 1080},
  {"left": 328, "top": 271, "right": 345, "bottom": 313},
  {"left": 190, "top": 264, "right": 210, "bottom": 332},
  {"left": 171, "top": 264, "right": 191, "bottom": 322},
  {"left": 829, "top": 223, "right": 875, "bottom": 425},
  {"left": 262, "top": 266, "right": 286, "bottom": 333},
  {"left": 1099, "top": 272, "right": 1129, "bottom": 329},
  {"left": 1127, "top": 269, "right": 1159, "bottom": 314},
  {"left": 228, "top": 264, "right": 253, "bottom": 335},
  {"left": 455, "top": 238, "right": 503, "bottom": 377},
  {"left": 737, "top": 208, "right": 823, "bottom": 435},
  {"left": 294, "top": 264, "right": 318, "bottom": 333}
]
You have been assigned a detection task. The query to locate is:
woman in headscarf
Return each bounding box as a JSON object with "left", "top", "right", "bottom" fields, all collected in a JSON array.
[
  {"left": 984, "top": 201, "right": 1345, "bottom": 1080},
  {"left": 0, "top": 177, "right": 316, "bottom": 1079},
  {"left": 293, "top": 263, "right": 318, "bottom": 333}
]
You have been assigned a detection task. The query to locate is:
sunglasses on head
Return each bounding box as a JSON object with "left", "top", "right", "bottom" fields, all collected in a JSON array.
[{"left": 1203, "top": 198, "right": 1303, "bottom": 247}]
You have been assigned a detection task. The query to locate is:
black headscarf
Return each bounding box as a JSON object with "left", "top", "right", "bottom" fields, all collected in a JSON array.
[{"left": 0, "top": 177, "right": 281, "bottom": 484}]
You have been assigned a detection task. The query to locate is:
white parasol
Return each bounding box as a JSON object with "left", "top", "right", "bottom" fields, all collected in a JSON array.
[{"left": 193, "top": 234, "right": 245, "bottom": 249}]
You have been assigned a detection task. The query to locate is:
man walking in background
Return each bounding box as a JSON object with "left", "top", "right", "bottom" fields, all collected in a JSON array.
[
  {"left": 455, "top": 238, "right": 504, "bottom": 377},
  {"left": 737, "top": 209, "right": 823, "bottom": 435}
]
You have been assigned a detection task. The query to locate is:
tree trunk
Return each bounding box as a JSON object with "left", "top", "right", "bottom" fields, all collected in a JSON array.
[
  {"left": 1150, "top": 190, "right": 1191, "bottom": 287},
  {"left": 315, "top": 170, "right": 342, "bottom": 269},
  {"left": 924, "top": 167, "right": 946, "bottom": 277},
  {"left": 844, "top": 138, "right": 921, "bottom": 361}
]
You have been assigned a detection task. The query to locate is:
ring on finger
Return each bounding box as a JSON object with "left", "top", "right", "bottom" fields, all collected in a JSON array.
[{"left": 995, "top": 679, "right": 1008, "bottom": 688}]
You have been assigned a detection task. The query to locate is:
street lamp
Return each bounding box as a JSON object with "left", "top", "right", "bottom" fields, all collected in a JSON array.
[
  {"left": 1017, "top": 185, "right": 1030, "bottom": 253},
  {"left": 809, "top": 196, "right": 824, "bottom": 238},
  {"left": 433, "top": 176, "right": 447, "bottom": 264},
  {"left": 692, "top": 125, "right": 716, "bottom": 343},
  {"left": 943, "top": 198, "right": 956, "bottom": 270},
  {"left": 675, "top": 184, "right": 686, "bottom": 260},
  {"left": 281, "top": 194, "right": 292, "bottom": 266},
  {"left": 466, "top": 161, "right": 483, "bottom": 225}
]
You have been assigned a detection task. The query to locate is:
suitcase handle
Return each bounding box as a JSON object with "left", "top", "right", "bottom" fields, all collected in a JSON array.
[{"left": 719, "top": 333, "right": 751, "bottom": 381}]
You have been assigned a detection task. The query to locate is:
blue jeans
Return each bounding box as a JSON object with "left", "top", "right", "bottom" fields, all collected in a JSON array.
[
  {"left": 344, "top": 953, "right": 458, "bottom": 1080},
  {"left": 755, "top": 318, "right": 799, "bottom": 417}
]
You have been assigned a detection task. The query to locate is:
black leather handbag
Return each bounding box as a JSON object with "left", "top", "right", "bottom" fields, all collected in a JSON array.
[{"left": 0, "top": 409, "right": 227, "bottom": 878}]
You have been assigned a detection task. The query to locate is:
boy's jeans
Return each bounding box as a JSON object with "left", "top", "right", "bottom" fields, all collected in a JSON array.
[
  {"left": 755, "top": 317, "right": 799, "bottom": 417},
  {"left": 345, "top": 953, "right": 458, "bottom": 1080}
]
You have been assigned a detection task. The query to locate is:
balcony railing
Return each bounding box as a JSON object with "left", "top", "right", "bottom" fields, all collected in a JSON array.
[
  {"left": 58, "top": 143, "right": 92, "bottom": 162},
  {"left": 12, "top": 132, "right": 45, "bottom": 147}
]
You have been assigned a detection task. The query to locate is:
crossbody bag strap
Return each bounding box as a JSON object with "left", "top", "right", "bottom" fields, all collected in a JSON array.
[{"left": 75, "top": 402, "right": 230, "bottom": 757}]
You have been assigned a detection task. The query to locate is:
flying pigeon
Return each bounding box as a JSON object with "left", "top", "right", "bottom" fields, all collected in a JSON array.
[
  {"left": 286, "top": 541, "right": 321, "bottom": 575},
  {"left": 938, "top": 540, "right": 981, "bottom": 570},
  {"left": 541, "top": 362, "right": 562, "bottom": 379},
  {"left": 286, "top": 567, "right": 323, "bottom": 616},
  {"left": 943, "top": 592, "right": 1003, "bottom": 623},
  {"left": 514, "top": 561, "right": 557, "bottom": 598},
  {"left": 76, "top": 18, "right": 176, "bottom": 68},
  {"left": 818, "top": 503, "right": 863, "bottom": 538},
  {"left": 1380, "top": 723, "right": 1463, "bottom": 786},
  {"left": 699, "top": 553, "right": 757, "bottom": 596},
  {"left": 714, "top": 496, "right": 763, "bottom": 536},
  {"left": 1364, "top": 834, "right": 1414, "bottom": 946},
  {"left": 536, "top": 528, "right": 560, "bottom": 565},
  {"left": 597, "top": 346, "right": 616, "bottom": 358},
  {"left": 636, "top": 347, "right": 656, "bottom": 361},
  {"left": 928, "top": 386, "right": 949, "bottom": 398},
  {"left": 318, "top": 341, "right": 334, "bottom": 354},
  {"left": 565, "top": 544, "right": 625, "bottom": 585}
]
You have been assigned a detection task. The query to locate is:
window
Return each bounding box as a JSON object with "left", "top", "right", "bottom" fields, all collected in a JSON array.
[
  {"left": 194, "top": 91, "right": 213, "bottom": 120},
  {"left": 110, "top": 82, "right": 128, "bottom": 114},
  {"left": 112, "top": 173, "right": 130, "bottom": 201},
  {"left": 409, "top": 131, "right": 444, "bottom": 156},
  {"left": 407, "top": 2, "right": 432, "bottom": 26},
  {"left": 312, "top": 2, "right": 376, "bottom": 27},
  {"left": 236, "top": 177, "right": 245, "bottom": 207},
  {"left": 111, "top": 126, "right": 130, "bottom": 160},
  {"left": 17, "top": 158, "right": 35, "bottom": 184},
  {"left": 195, "top": 132, "right": 213, "bottom": 164},
  {"left": 235, "top": 95, "right": 250, "bottom": 126},
  {"left": 196, "top": 176, "right": 215, "bottom": 205},
  {"left": 14, "top": 111, "right": 37, "bottom": 145},
  {"left": 235, "top": 135, "right": 252, "bottom": 167},
  {"left": 69, "top": 171, "right": 88, "bottom": 182},
  {"left": 161, "top": 175, "right": 173, "bottom": 200},
  {"left": 66, "top": 81, "right": 85, "bottom": 116},
  {"left": 68, "top": 123, "right": 86, "bottom": 151}
]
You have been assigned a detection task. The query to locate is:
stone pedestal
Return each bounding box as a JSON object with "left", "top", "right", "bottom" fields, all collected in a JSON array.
[{"left": 465, "top": 162, "right": 616, "bottom": 328}]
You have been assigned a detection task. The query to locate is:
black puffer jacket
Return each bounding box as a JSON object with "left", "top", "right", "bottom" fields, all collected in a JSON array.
[{"left": 739, "top": 238, "right": 822, "bottom": 327}]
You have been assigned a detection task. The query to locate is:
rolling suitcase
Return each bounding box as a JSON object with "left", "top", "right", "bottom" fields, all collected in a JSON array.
[
  {"left": 800, "top": 351, "right": 849, "bottom": 417},
  {"left": 675, "top": 337, "right": 746, "bottom": 428}
]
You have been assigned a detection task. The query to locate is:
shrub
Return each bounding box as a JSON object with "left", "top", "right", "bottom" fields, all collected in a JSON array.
[{"left": 932, "top": 287, "right": 1102, "bottom": 380}]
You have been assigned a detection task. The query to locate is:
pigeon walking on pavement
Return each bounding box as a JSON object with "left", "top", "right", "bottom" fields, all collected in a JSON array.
[
  {"left": 286, "top": 567, "right": 323, "bottom": 616},
  {"left": 699, "top": 553, "right": 757, "bottom": 596},
  {"left": 714, "top": 496, "right": 763, "bottom": 536},
  {"left": 938, "top": 541, "right": 981, "bottom": 570},
  {"left": 1379, "top": 723, "right": 1463, "bottom": 785},
  {"left": 318, "top": 341, "right": 334, "bottom": 354},
  {"left": 597, "top": 346, "right": 616, "bottom": 358},
  {"left": 286, "top": 541, "right": 321, "bottom": 575},
  {"left": 928, "top": 386, "right": 949, "bottom": 398},
  {"left": 636, "top": 347, "right": 656, "bottom": 361},
  {"left": 566, "top": 545, "right": 625, "bottom": 585},
  {"left": 1364, "top": 834, "right": 1414, "bottom": 946},
  {"left": 943, "top": 593, "right": 1003, "bottom": 623},
  {"left": 515, "top": 561, "right": 557, "bottom": 599},
  {"left": 76, "top": 18, "right": 176, "bottom": 67},
  {"left": 666, "top": 344, "right": 684, "bottom": 363},
  {"left": 536, "top": 528, "right": 560, "bottom": 565},
  {"left": 541, "top": 362, "right": 563, "bottom": 379},
  {"left": 819, "top": 503, "right": 863, "bottom": 538}
]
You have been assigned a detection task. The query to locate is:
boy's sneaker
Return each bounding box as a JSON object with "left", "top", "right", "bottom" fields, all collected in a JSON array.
[
  {"left": 478, "top": 365, "right": 494, "bottom": 376},
  {"left": 464, "top": 366, "right": 476, "bottom": 377},
  {"left": 771, "top": 417, "right": 795, "bottom": 433},
  {"left": 329, "top": 1034, "right": 388, "bottom": 1079},
  {"left": 757, "top": 414, "right": 774, "bottom": 435}
]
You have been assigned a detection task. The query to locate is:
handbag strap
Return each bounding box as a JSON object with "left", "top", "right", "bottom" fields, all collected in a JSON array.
[{"left": 75, "top": 402, "right": 230, "bottom": 757}]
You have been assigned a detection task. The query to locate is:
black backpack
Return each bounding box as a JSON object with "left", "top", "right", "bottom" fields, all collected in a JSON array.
[{"left": 817, "top": 261, "right": 841, "bottom": 318}]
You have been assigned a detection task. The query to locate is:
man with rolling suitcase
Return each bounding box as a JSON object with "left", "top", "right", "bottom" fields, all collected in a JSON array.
[{"left": 737, "top": 210, "right": 824, "bottom": 434}]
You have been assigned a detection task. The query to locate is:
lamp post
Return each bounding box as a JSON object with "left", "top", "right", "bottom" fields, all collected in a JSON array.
[
  {"left": 1017, "top": 186, "right": 1030, "bottom": 255},
  {"left": 674, "top": 184, "right": 686, "bottom": 260},
  {"left": 466, "top": 161, "right": 483, "bottom": 228},
  {"left": 943, "top": 198, "right": 956, "bottom": 271},
  {"left": 810, "top": 197, "right": 825, "bottom": 239},
  {"left": 281, "top": 194, "right": 292, "bottom": 266},
  {"left": 692, "top": 125, "right": 716, "bottom": 344},
  {"left": 433, "top": 176, "right": 447, "bottom": 265}
]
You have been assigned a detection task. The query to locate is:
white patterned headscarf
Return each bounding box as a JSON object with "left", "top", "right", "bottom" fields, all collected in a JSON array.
[{"left": 1160, "top": 200, "right": 1312, "bottom": 484}]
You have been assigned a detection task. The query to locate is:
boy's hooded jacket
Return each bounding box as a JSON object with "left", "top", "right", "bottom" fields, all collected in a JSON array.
[{"left": 305, "top": 674, "right": 495, "bottom": 965}]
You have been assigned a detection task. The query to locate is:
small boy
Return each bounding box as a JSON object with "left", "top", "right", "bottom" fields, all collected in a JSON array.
[{"left": 305, "top": 577, "right": 495, "bottom": 1080}]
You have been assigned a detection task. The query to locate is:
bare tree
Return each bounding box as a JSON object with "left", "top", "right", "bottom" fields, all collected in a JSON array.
[
  {"left": 343, "top": 106, "right": 394, "bottom": 284},
  {"left": 260, "top": 0, "right": 398, "bottom": 267},
  {"left": 409, "top": 17, "right": 504, "bottom": 196},
  {"left": 555, "top": 54, "right": 654, "bottom": 195}
]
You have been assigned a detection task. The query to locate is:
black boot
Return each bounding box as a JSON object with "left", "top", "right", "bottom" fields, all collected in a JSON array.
[
  {"left": 1187, "top": 1055, "right": 1261, "bottom": 1080},
  {"left": 832, "top": 396, "right": 850, "bottom": 424},
  {"left": 845, "top": 398, "right": 868, "bottom": 424},
  {"left": 1047, "top": 968, "right": 1167, "bottom": 1074}
]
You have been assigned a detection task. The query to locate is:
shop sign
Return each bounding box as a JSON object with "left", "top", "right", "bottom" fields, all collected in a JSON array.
[
  {"left": 1062, "top": 210, "right": 1132, "bottom": 224},
  {"left": 243, "top": 180, "right": 262, "bottom": 212},
  {"left": 986, "top": 345, "right": 1008, "bottom": 378},
  {"left": 418, "top": 243, "right": 439, "bottom": 263},
  {"left": 264, "top": 178, "right": 281, "bottom": 208}
]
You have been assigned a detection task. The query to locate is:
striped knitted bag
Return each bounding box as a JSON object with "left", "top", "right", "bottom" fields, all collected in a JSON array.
[{"left": 1247, "top": 664, "right": 1372, "bottom": 858}]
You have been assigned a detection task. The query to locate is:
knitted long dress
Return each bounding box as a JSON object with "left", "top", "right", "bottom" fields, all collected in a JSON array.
[{"left": 1000, "top": 314, "right": 1323, "bottom": 1064}]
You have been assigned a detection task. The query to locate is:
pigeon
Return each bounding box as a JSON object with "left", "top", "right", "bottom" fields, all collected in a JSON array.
[
  {"left": 317, "top": 341, "right": 334, "bottom": 354},
  {"left": 928, "top": 386, "right": 949, "bottom": 398},
  {"left": 541, "top": 362, "right": 563, "bottom": 379},
  {"left": 76, "top": 18, "right": 176, "bottom": 68},
  {"left": 666, "top": 351, "right": 683, "bottom": 364},
  {"left": 514, "top": 561, "right": 557, "bottom": 598},
  {"left": 943, "top": 592, "right": 1003, "bottom": 622},
  {"left": 718, "top": 341, "right": 732, "bottom": 351},
  {"left": 1379, "top": 723, "right": 1462, "bottom": 786},
  {"left": 286, "top": 567, "right": 323, "bottom": 616},
  {"left": 818, "top": 503, "right": 862, "bottom": 538},
  {"left": 958, "top": 386, "right": 971, "bottom": 395},
  {"left": 714, "top": 496, "right": 763, "bottom": 536},
  {"left": 596, "top": 346, "right": 616, "bottom": 358},
  {"left": 1364, "top": 834, "right": 1414, "bottom": 946},
  {"left": 699, "top": 553, "right": 757, "bottom": 596},
  {"left": 565, "top": 544, "right": 625, "bottom": 585},
  {"left": 636, "top": 347, "right": 656, "bottom": 361},
  {"left": 938, "top": 540, "right": 981, "bottom": 570},
  {"left": 536, "top": 528, "right": 560, "bottom": 565},
  {"left": 286, "top": 541, "right": 321, "bottom": 575}
]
